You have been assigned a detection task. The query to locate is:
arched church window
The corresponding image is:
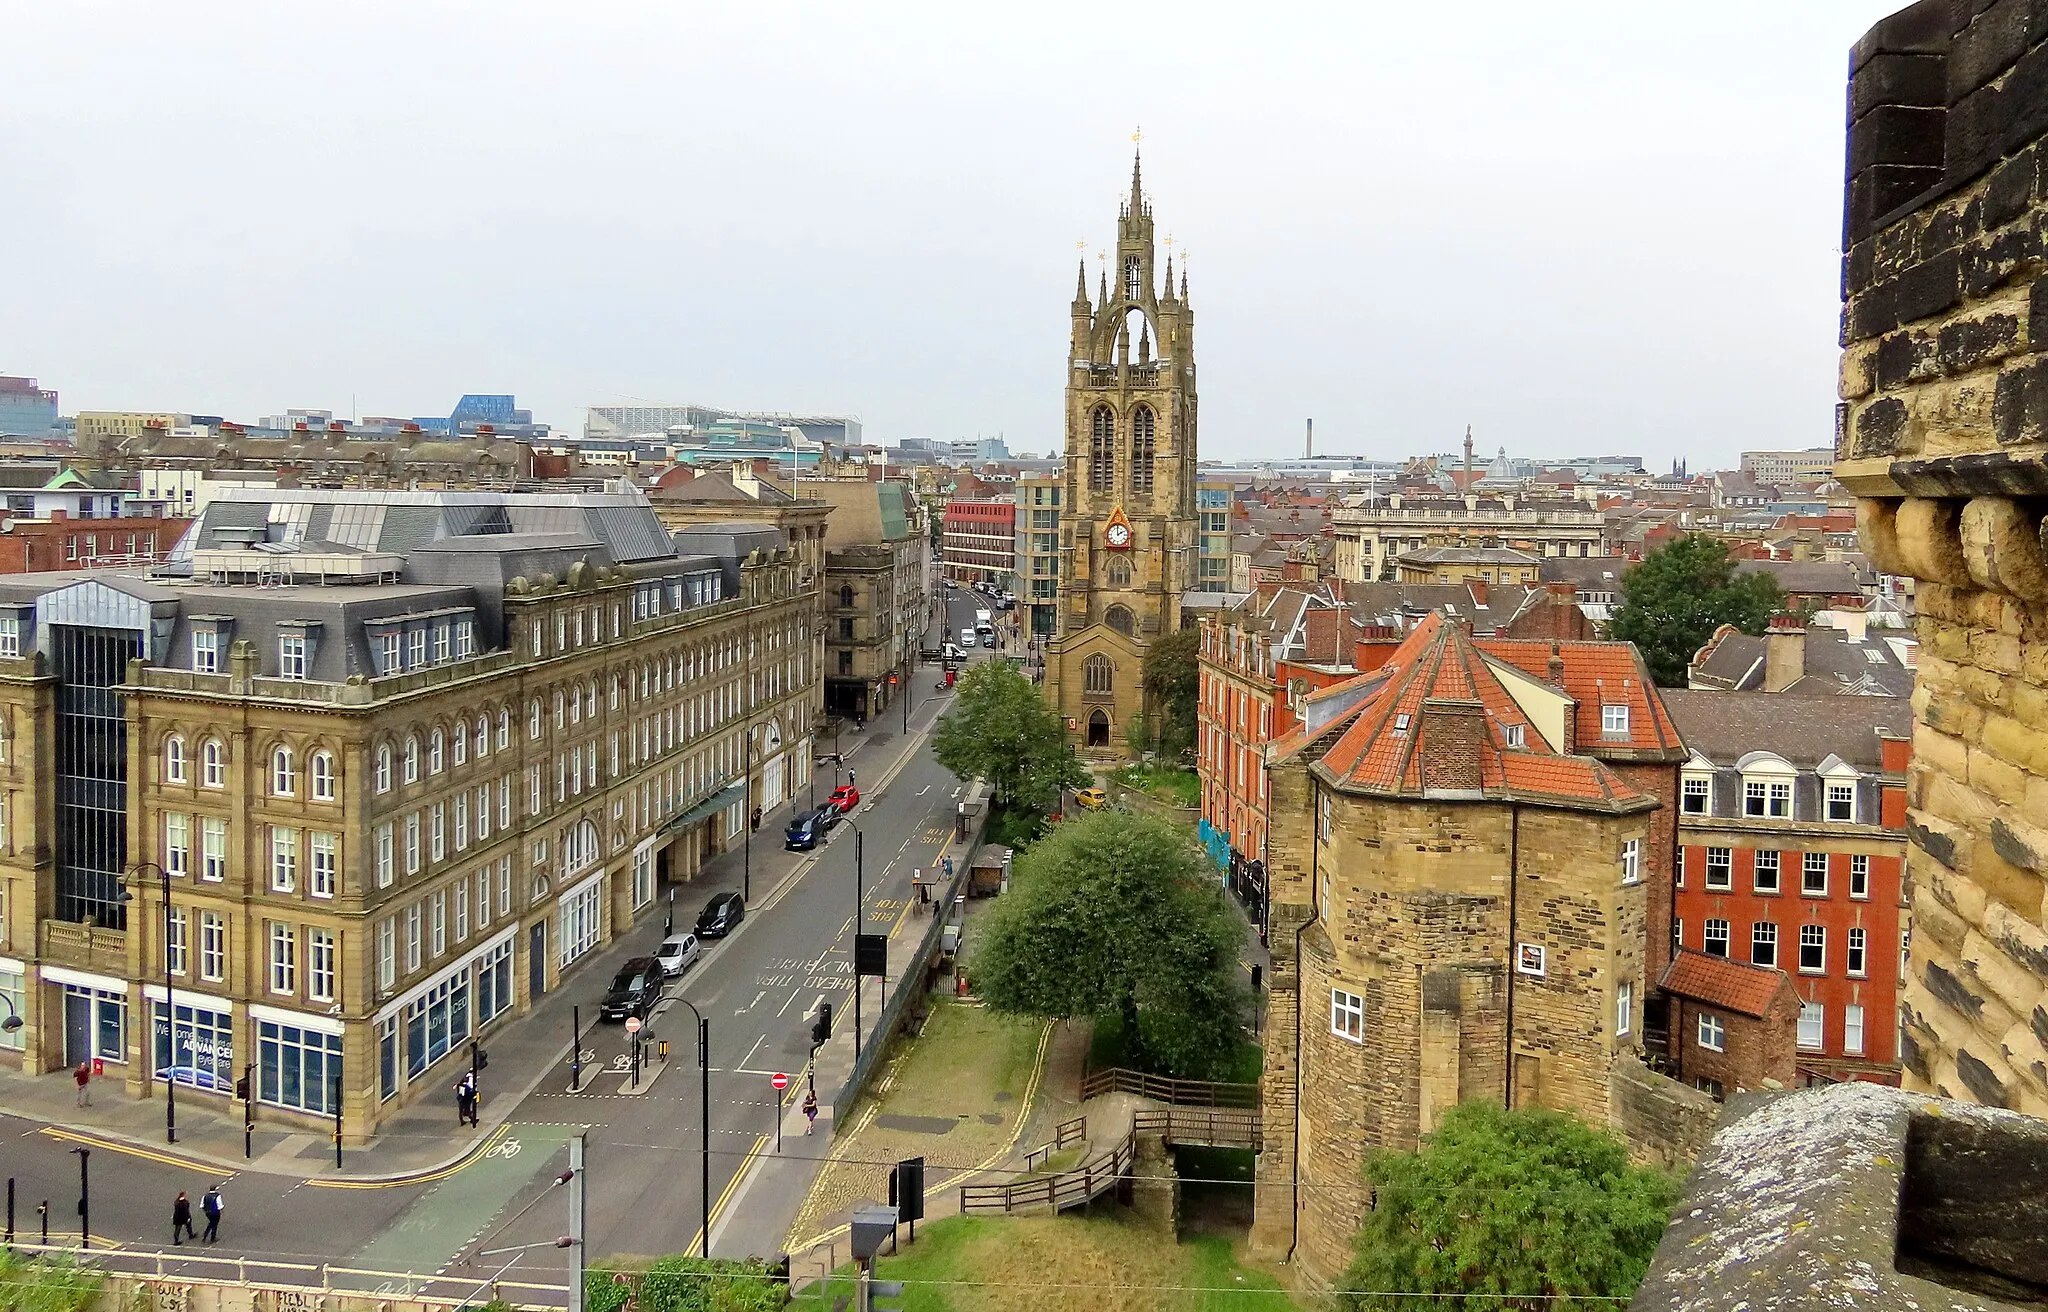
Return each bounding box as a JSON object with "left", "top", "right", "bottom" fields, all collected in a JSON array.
[
  {"left": 1088, "top": 407, "right": 1115, "bottom": 493},
  {"left": 1106, "top": 605, "right": 1135, "bottom": 636},
  {"left": 1124, "top": 254, "right": 1141, "bottom": 302},
  {"left": 1084, "top": 654, "right": 1114, "bottom": 694},
  {"left": 839, "top": 585, "right": 855, "bottom": 607},
  {"left": 1106, "top": 556, "right": 1132, "bottom": 588},
  {"left": 1131, "top": 406, "right": 1156, "bottom": 495}
]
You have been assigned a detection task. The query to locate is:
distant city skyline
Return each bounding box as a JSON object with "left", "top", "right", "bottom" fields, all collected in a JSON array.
[{"left": 1, "top": 3, "right": 1904, "bottom": 467}]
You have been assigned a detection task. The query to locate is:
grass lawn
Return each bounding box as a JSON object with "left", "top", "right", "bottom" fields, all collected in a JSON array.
[
  {"left": 791, "top": 1214, "right": 1297, "bottom": 1312},
  {"left": 1112, "top": 762, "right": 1200, "bottom": 809},
  {"left": 786, "top": 1001, "right": 1048, "bottom": 1247}
]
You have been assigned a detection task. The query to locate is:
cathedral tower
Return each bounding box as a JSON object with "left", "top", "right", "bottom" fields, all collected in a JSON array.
[{"left": 1046, "top": 149, "right": 1199, "bottom": 758}]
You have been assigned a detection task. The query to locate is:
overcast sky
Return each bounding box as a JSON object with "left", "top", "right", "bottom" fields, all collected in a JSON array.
[{"left": 3, "top": 2, "right": 1909, "bottom": 467}]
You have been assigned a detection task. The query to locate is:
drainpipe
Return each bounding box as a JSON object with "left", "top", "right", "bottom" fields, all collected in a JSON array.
[
  {"left": 1287, "top": 775, "right": 1322, "bottom": 1265},
  {"left": 1504, "top": 804, "right": 1520, "bottom": 1109}
]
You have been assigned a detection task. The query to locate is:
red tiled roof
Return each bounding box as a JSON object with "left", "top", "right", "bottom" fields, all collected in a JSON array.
[
  {"left": 1478, "top": 639, "right": 1685, "bottom": 757},
  {"left": 1295, "top": 614, "right": 1651, "bottom": 812},
  {"left": 1659, "top": 949, "right": 1797, "bottom": 1019}
]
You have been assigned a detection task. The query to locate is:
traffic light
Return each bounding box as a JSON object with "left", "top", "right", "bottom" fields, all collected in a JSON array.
[
  {"left": 855, "top": 933, "right": 887, "bottom": 978},
  {"left": 811, "top": 1002, "right": 833, "bottom": 1047},
  {"left": 235, "top": 1074, "right": 251, "bottom": 1101}
]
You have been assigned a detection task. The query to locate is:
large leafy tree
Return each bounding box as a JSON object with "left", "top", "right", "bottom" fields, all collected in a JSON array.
[
  {"left": 932, "top": 660, "right": 1087, "bottom": 816},
  {"left": 1607, "top": 534, "right": 1783, "bottom": 686},
  {"left": 1340, "top": 1103, "right": 1679, "bottom": 1312},
  {"left": 1140, "top": 628, "right": 1200, "bottom": 760},
  {"left": 973, "top": 810, "right": 1246, "bottom": 1077}
]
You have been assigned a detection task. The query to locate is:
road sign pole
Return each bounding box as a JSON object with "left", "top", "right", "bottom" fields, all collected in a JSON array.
[{"left": 772, "top": 1072, "right": 789, "bottom": 1154}]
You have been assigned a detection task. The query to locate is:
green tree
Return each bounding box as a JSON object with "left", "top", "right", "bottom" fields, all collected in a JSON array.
[
  {"left": 973, "top": 809, "right": 1246, "bottom": 1076},
  {"left": 1607, "top": 534, "right": 1783, "bottom": 686},
  {"left": 1339, "top": 1103, "right": 1678, "bottom": 1312},
  {"left": 932, "top": 661, "right": 1088, "bottom": 817},
  {"left": 1141, "top": 628, "right": 1200, "bottom": 760}
]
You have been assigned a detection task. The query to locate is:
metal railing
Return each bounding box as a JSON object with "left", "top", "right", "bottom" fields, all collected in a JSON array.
[
  {"left": 1133, "top": 1106, "right": 1262, "bottom": 1151},
  {"left": 1078, "top": 1066, "right": 1260, "bottom": 1108},
  {"left": 960, "top": 1131, "right": 1134, "bottom": 1215},
  {"left": 0, "top": 1240, "right": 570, "bottom": 1308}
]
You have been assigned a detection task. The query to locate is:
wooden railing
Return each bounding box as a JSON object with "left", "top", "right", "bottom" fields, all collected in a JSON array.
[
  {"left": 1133, "top": 1106, "right": 1262, "bottom": 1151},
  {"left": 1023, "top": 1115, "right": 1088, "bottom": 1171},
  {"left": 1079, "top": 1066, "right": 1260, "bottom": 1109},
  {"left": 960, "top": 1132, "right": 1133, "bottom": 1214}
]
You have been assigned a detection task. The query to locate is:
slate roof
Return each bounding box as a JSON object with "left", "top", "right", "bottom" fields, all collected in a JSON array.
[
  {"left": 1281, "top": 613, "right": 1652, "bottom": 812},
  {"left": 1395, "top": 545, "right": 1543, "bottom": 567},
  {"left": 1659, "top": 948, "right": 1797, "bottom": 1019},
  {"left": 1735, "top": 558, "right": 1867, "bottom": 597},
  {"left": 1341, "top": 581, "right": 1550, "bottom": 635},
  {"left": 1687, "top": 624, "right": 1915, "bottom": 696},
  {"left": 1660, "top": 689, "right": 1910, "bottom": 771}
]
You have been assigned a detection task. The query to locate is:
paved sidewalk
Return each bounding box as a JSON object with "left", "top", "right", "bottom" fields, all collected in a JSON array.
[{"left": 0, "top": 783, "right": 822, "bottom": 1183}]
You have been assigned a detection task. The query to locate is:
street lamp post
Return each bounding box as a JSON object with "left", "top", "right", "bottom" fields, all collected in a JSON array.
[
  {"left": 118, "top": 862, "right": 174, "bottom": 1144},
  {"left": 664, "top": 991, "right": 713, "bottom": 1258},
  {"left": 742, "top": 723, "right": 752, "bottom": 904}
]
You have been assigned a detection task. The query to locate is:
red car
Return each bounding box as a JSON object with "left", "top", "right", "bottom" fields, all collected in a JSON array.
[{"left": 828, "top": 784, "right": 860, "bottom": 813}]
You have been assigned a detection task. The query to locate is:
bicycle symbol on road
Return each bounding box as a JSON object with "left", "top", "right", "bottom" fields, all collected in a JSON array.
[{"left": 484, "top": 1138, "right": 522, "bottom": 1160}]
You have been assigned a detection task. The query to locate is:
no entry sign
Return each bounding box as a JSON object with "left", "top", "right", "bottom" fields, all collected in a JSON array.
[
  {"left": 772, "top": 1072, "right": 789, "bottom": 1091},
  {"left": 625, "top": 1017, "right": 643, "bottom": 1034}
]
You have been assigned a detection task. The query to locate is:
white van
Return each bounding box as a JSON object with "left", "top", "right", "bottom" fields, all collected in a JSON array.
[{"left": 961, "top": 627, "right": 977, "bottom": 647}]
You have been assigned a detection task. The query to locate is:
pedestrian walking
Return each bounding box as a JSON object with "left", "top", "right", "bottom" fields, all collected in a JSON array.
[
  {"left": 73, "top": 1061, "right": 90, "bottom": 1106},
  {"left": 460, "top": 1071, "right": 481, "bottom": 1126},
  {"left": 802, "top": 1090, "right": 818, "bottom": 1135},
  {"left": 171, "top": 1192, "right": 196, "bottom": 1245},
  {"left": 200, "top": 1184, "right": 224, "bottom": 1243}
]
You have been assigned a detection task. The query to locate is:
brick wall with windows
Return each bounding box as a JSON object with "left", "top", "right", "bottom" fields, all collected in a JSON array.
[{"left": 1665, "top": 691, "right": 1912, "bottom": 1083}]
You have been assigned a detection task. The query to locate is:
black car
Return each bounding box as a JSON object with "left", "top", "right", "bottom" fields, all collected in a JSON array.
[
  {"left": 599, "top": 956, "right": 666, "bottom": 1022},
  {"left": 696, "top": 891, "right": 745, "bottom": 938},
  {"left": 783, "top": 807, "right": 842, "bottom": 851}
]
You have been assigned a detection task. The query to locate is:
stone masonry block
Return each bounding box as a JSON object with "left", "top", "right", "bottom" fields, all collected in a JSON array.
[
  {"left": 1968, "top": 744, "right": 2027, "bottom": 803},
  {"left": 1957, "top": 661, "right": 2016, "bottom": 711},
  {"left": 1928, "top": 857, "right": 1992, "bottom": 928},
  {"left": 2004, "top": 1018, "right": 2048, "bottom": 1095},
  {"left": 1915, "top": 723, "right": 1973, "bottom": 779},
  {"left": 1970, "top": 629, "right": 2026, "bottom": 673},
  {"left": 1842, "top": 339, "right": 1878, "bottom": 401},
  {"left": 1993, "top": 814, "right": 2048, "bottom": 873},
  {"left": 2012, "top": 679, "right": 2048, "bottom": 729},
  {"left": 1984, "top": 712, "right": 2048, "bottom": 777},
  {"left": 1963, "top": 497, "right": 2048, "bottom": 599},
  {"left": 2024, "top": 776, "right": 2048, "bottom": 831},
  {"left": 1854, "top": 396, "right": 1913, "bottom": 459},
  {"left": 1857, "top": 498, "right": 1910, "bottom": 576},
  {"left": 1933, "top": 693, "right": 1990, "bottom": 741},
  {"left": 1972, "top": 834, "right": 2048, "bottom": 921},
  {"left": 1917, "top": 878, "right": 1977, "bottom": 954},
  {"left": 1930, "top": 771, "right": 2004, "bottom": 828},
  {"left": 1962, "top": 927, "right": 2048, "bottom": 1023},
  {"left": 1958, "top": 1044, "right": 2018, "bottom": 1107},
  {"left": 1984, "top": 898, "right": 2048, "bottom": 978}
]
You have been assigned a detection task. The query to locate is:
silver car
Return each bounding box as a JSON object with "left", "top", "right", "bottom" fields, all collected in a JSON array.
[{"left": 654, "top": 933, "right": 701, "bottom": 978}]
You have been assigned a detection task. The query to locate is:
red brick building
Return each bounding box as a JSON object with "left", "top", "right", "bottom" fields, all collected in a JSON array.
[
  {"left": 1661, "top": 690, "right": 1913, "bottom": 1084},
  {"left": 0, "top": 509, "right": 187, "bottom": 573},
  {"left": 938, "top": 499, "right": 1014, "bottom": 587},
  {"left": 1658, "top": 948, "right": 1801, "bottom": 1099}
]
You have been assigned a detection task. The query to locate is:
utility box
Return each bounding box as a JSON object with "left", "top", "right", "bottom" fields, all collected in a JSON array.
[{"left": 850, "top": 1203, "right": 898, "bottom": 1261}]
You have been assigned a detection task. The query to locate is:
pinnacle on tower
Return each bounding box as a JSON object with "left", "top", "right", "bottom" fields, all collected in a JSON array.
[
  {"left": 1130, "top": 146, "right": 1144, "bottom": 214},
  {"left": 1162, "top": 252, "right": 1174, "bottom": 299},
  {"left": 1139, "top": 321, "right": 1152, "bottom": 364},
  {"left": 1099, "top": 266, "right": 1109, "bottom": 307},
  {"left": 1075, "top": 257, "right": 1090, "bottom": 307}
]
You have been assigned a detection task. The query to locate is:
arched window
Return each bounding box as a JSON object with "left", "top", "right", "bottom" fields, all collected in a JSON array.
[
  {"left": 1106, "top": 556, "right": 1132, "bottom": 588},
  {"left": 1088, "top": 406, "right": 1115, "bottom": 492},
  {"left": 404, "top": 735, "right": 420, "bottom": 784},
  {"left": 564, "top": 819, "right": 601, "bottom": 876},
  {"left": 840, "top": 585, "right": 855, "bottom": 607},
  {"left": 453, "top": 723, "right": 467, "bottom": 765},
  {"left": 586, "top": 681, "right": 598, "bottom": 717},
  {"left": 429, "top": 729, "right": 445, "bottom": 774},
  {"left": 202, "top": 739, "right": 226, "bottom": 788},
  {"left": 271, "top": 745, "right": 297, "bottom": 796},
  {"left": 375, "top": 744, "right": 393, "bottom": 794},
  {"left": 476, "top": 716, "right": 489, "bottom": 757},
  {"left": 1084, "top": 654, "right": 1114, "bottom": 694},
  {"left": 165, "top": 735, "right": 187, "bottom": 784},
  {"left": 311, "top": 750, "right": 336, "bottom": 801},
  {"left": 1131, "top": 405, "right": 1156, "bottom": 494},
  {"left": 497, "top": 709, "right": 510, "bottom": 749},
  {"left": 528, "top": 698, "right": 543, "bottom": 739},
  {"left": 1123, "top": 253, "right": 1141, "bottom": 302},
  {"left": 1106, "top": 604, "right": 1135, "bottom": 636}
]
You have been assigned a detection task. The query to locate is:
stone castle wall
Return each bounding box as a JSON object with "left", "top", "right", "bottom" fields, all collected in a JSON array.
[{"left": 1838, "top": 0, "right": 2048, "bottom": 1112}]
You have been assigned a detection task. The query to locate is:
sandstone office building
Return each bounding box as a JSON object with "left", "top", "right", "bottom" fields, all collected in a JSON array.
[{"left": 0, "top": 488, "right": 820, "bottom": 1139}]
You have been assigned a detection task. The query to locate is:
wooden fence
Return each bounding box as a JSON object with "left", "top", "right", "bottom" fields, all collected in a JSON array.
[
  {"left": 960, "top": 1132, "right": 1135, "bottom": 1214},
  {"left": 1023, "top": 1114, "right": 1089, "bottom": 1170},
  {"left": 1132, "top": 1106, "right": 1262, "bottom": 1151},
  {"left": 1079, "top": 1066, "right": 1260, "bottom": 1108}
]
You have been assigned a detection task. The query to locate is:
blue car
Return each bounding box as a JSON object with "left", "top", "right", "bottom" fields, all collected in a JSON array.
[{"left": 784, "top": 807, "right": 841, "bottom": 851}]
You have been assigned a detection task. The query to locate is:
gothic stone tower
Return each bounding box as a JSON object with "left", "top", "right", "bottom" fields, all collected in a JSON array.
[{"left": 1046, "top": 151, "right": 1199, "bottom": 759}]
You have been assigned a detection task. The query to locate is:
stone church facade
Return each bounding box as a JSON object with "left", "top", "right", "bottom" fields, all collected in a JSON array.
[{"left": 1044, "top": 153, "right": 1200, "bottom": 760}]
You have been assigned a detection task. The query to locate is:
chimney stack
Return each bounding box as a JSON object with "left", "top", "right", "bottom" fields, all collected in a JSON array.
[
  {"left": 1306, "top": 417, "right": 1314, "bottom": 460},
  {"left": 1764, "top": 614, "right": 1807, "bottom": 692}
]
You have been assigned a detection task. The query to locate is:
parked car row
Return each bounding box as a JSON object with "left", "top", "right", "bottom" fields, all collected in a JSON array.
[{"left": 597, "top": 890, "right": 746, "bottom": 1021}]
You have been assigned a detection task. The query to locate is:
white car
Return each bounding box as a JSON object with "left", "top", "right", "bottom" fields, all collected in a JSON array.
[{"left": 654, "top": 933, "right": 701, "bottom": 978}]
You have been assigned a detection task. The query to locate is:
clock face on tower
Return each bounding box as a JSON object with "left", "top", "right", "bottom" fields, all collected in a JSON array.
[{"left": 1104, "top": 506, "right": 1134, "bottom": 550}]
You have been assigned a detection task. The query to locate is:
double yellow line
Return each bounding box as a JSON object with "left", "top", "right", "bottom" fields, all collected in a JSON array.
[
  {"left": 40, "top": 1125, "right": 237, "bottom": 1178},
  {"left": 301, "top": 1124, "right": 513, "bottom": 1190}
]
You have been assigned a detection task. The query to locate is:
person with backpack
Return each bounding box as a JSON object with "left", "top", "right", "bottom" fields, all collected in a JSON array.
[{"left": 201, "top": 1184, "right": 224, "bottom": 1243}]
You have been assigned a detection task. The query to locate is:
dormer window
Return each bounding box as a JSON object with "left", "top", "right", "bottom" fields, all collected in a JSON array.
[
  {"left": 278, "top": 634, "right": 308, "bottom": 680},
  {"left": 1394, "top": 713, "right": 1411, "bottom": 736},
  {"left": 379, "top": 631, "right": 401, "bottom": 673},
  {"left": 1681, "top": 775, "right": 1710, "bottom": 814},
  {"left": 1505, "top": 723, "right": 1525, "bottom": 748},
  {"left": 1827, "top": 782, "right": 1856, "bottom": 822},
  {"left": 408, "top": 628, "right": 426, "bottom": 669},
  {"left": 1601, "top": 704, "right": 1630, "bottom": 737},
  {"left": 193, "top": 629, "right": 219, "bottom": 672}
]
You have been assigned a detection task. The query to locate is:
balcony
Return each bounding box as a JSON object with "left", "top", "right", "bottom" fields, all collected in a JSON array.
[{"left": 39, "top": 918, "right": 128, "bottom": 975}]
